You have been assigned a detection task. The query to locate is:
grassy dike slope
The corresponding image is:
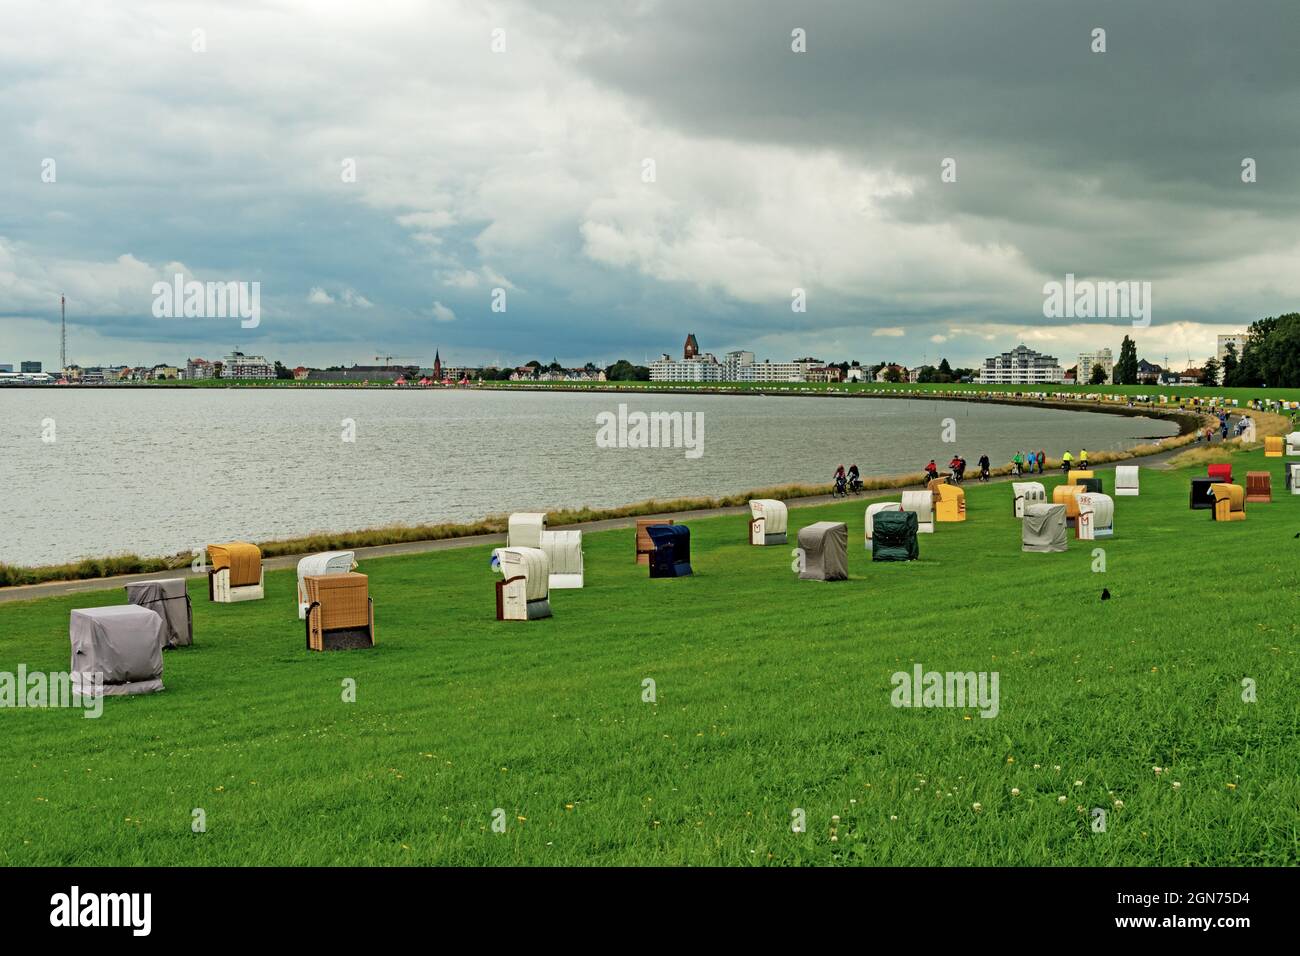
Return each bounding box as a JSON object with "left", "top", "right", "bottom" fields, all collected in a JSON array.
[{"left": 1, "top": 450, "right": 1296, "bottom": 866}]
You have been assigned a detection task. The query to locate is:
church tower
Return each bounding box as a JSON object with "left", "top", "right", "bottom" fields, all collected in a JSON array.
[
  {"left": 433, "top": 349, "right": 442, "bottom": 380},
  {"left": 684, "top": 333, "right": 698, "bottom": 360}
]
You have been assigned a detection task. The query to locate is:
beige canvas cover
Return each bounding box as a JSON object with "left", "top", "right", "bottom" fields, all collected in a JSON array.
[
  {"left": 69, "top": 605, "right": 165, "bottom": 696},
  {"left": 508, "top": 513, "right": 547, "bottom": 549},
  {"left": 124, "top": 578, "right": 192, "bottom": 648},
  {"left": 1288, "top": 432, "right": 1300, "bottom": 455},
  {"left": 797, "top": 522, "right": 848, "bottom": 581},
  {"left": 1022, "top": 503, "right": 1068, "bottom": 552}
]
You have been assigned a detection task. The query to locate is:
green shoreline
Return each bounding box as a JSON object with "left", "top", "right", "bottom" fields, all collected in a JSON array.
[
  {"left": 32, "top": 377, "right": 1300, "bottom": 405},
  {"left": 0, "top": 392, "right": 1230, "bottom": 589}
]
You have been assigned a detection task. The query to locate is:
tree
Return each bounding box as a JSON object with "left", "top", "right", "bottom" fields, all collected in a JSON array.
[
  {"left": 274, "top": 360, "right": 293, "bottom": 380},
  {"left": 1115, "top": 336, "right": 1139, "bottom": 385},
  {"left": 884, "top": 365, "right": 903, "bottom": 383},
  {"left": 604, "top": 359, "right": 650, "bottom": 382},
  {"left": 1089, "top": 363, "right": 1107, "bottom": 385},
  {"left": 937, "top": 358, "right": 954, "bottom": 383},
  {"left": 1221, "top": 343, "right": 1240, "bottom": 387},
  {"left": 1202, "top": 356, "right": 1220, "bottom": 387}
]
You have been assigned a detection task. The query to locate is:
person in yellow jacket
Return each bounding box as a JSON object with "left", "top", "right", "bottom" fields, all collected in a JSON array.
[
  {"left": 1061, "top": 450, "right": 1073, "bottom": 474},
  {"left": 1079, "top": 448, "right": 1088, "bottom": 469}
]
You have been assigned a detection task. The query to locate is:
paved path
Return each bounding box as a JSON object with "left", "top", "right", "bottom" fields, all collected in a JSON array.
[{"left": 0, "top": 436, "right": 1217, "bottom": 604}]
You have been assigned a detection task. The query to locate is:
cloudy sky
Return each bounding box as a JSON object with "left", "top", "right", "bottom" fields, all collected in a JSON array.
[{"left": 2, "top": 0, "right": 1298, "bottom": 371}]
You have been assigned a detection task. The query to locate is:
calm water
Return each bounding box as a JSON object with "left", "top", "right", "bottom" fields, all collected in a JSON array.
[{"left": 0, "top": 389, "right": 1177, "bottom": 566}]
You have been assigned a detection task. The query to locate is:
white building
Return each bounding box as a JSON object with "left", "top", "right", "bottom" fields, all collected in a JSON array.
[
  {"left": 649, "top": 354, "right": 724, "bottom": 382},
  {"left": 723, "top": 350, "right": 754, "bottom": 380},
  {"left": 1217, "top": 333, "right": 1247, "bottom": 362},
  {"left": 733, "top": 360, "right": 805, "bottom": 383},
  {"left": 976, "top": 344, "right": 1064, "bottom": 384},
  {"left": 1077, "top": 348, "right": 1114, "bottom": 384},
  {"left": 222, "top": 351, "right": 275, "bottom": 380}
]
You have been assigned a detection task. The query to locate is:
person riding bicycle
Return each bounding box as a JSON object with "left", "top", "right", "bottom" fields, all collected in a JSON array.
[
  {"left": 948, "top": 455, "right": 963, "bottom": 483},
  {"left": 847, "top": 464, "right": 862, "bottom": 493},
  {"left": 1061, "top": 450, "right": 1073, "bottom": 474},
  {"left": 833, "top": 464, "right": 847, "bottom": 497},
  {"left": 925, "top": 459, "right": 939, "bottom": 482},
  {"left": 978, "top": 453, "right": 990, "bottom": 481}
]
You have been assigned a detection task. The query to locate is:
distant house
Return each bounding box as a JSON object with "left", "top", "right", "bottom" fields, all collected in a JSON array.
[
  {"left": 1135, "top": 359, "right": 1163, "bottom": 385},
  {"left": 293, "top": 367, "right": 311, "bottom": 381},
  {"left": 805, "top": 366, "right": 844, "bottom": 383},
  {"left": 1180, "top": 367, "right": 1204, "bottom": 385},
  {"left": 874, "top": 364, "right": 906, "bottom": 383}
]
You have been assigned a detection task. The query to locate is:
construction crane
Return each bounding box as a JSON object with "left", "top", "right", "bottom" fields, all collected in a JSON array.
[{"left": 374, "top": 354, "right": 417, "bottom": 368}]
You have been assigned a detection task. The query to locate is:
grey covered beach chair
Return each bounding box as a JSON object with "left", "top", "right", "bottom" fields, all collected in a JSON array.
[
  {"left": 69, "top": 605, "right": 165, "bottom": 696},
  {"left": 1022, "top": 503, "right": 1068, "bottom": 553},
  {"left": 797, "top": 521, "right": 848, "bottom": 581},
  {"left": 125, "top": 578, "right": 193, "bottom": 648}
]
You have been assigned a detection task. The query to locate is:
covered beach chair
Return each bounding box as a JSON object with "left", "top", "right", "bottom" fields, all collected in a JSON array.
[
  {"left": 303, "top": 572, "right": 375, "bottom": 650},
  {"left": 124, "top": 578, "right": 192, "bottom": 649},
  {"left": 296, "top": 551, "right": 356, "bottom": 619},
  {"left": 797, "top": 521, "right": 848, "bottom": 581},
  {"left": 635, "top": 519, "right": 673, "bottom": 565},
  {"left": 539, "top": 529, "right": 584, "bottom": 588},
  {"left": 507, "top": 512, "right": 547, "bottom": 549},
  {"left": 1012, "top": 481, "right": 1046, "bottom": 518},
  {"left": 1052, "top": 483, "right": 1085, "bottom": 527},
  {"left": 494, "top": 547, "right": 552, "bottom": 620},
  {"left": 1245, "top": 472, "right": 1272, "bottom": 503},
  {"left": 934, "top": 483, "right": 966, "bottom": 522},
  {"left": 1264, "top": 436, "right": 1283, "bottom": 457},
  {"left": 1210, "top": 483, "right": 1246, "bottom": 522},
  {"left": 1207, "top": 463, "right": 1233, "bottom": 484},
  {"left": 1022, "top": 503, "right": 1068, "bottom": 553},
  {"left": 207, "top": 542, "right": 264, "bottom": 603},
  {"left": 748, "top": 499, "right": 788, "bottom": 546},
  {"left": 69, "top": 605, "right": 164, "bottom": 696},
  {"left": 900, "top": 490, "right": 934, "bottom": 534},
  {"left": 646, "top": 524, "right": 692, "bottom": 578},
  {"left": 1114, "top": 465, "right": 1140, "bottom": 496},
  {"left": 1288, "top": 462, "right": 1300, "bottom": 495},
  {"left": 1287, "top": 432, "right": 1300, "bottom": 456},
  {"left": 864, "top": 501, "right": 902, "bottom": 546},
  {"left": 871, "top": 510, "right": 919, "bottom": 562},
  {"left": 1074, "top": 477, "right": 1102, "bottom": 494},
  {"left": 1075, "top": 493, "right": 1114, "bottom": 540},
  {"left": 1189, "top": 477, "right": 1216, "bottom": 510},
  {"left": 1066, "top": 470, "right": 1096, "bottom": 484}
]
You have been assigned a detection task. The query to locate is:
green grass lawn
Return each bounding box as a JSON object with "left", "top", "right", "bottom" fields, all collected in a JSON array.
[{"left": 1, "top": 450, "right": 1296, "bottom": 866}]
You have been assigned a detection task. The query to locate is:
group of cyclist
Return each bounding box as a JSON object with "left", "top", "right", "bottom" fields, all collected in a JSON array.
[{"left": 834, "top": 445, "right": 1092, "bottom": 495}]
